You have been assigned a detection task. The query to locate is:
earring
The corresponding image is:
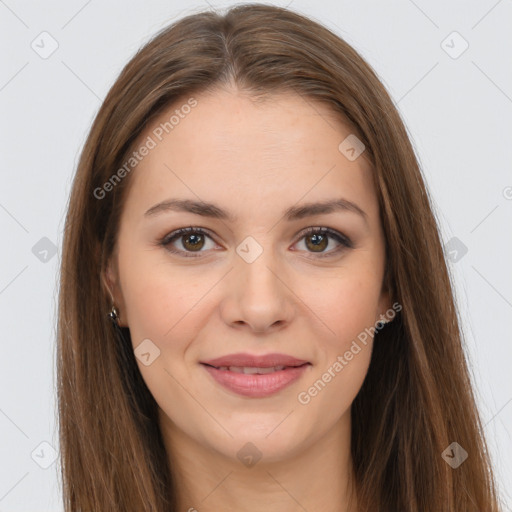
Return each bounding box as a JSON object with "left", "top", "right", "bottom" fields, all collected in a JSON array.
[
  {"left": 375, "top": 319, "right": 388, "bottom": 330},
  {"left": 107, "top": 303, "right": 130, "bottom": 347},
  {"left": 103, "top": 273, "right": 128, "bottom": 342},
  {"left": 108, "top": 304, "right": 120, "bottom": 325},
  {"left": 103, "top": 275, "right": 121, "bottom": 326}
]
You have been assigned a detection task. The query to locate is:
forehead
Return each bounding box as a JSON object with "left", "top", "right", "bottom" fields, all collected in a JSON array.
[{"left": 123, "top": 88, "right": 378, "bottom": 224}]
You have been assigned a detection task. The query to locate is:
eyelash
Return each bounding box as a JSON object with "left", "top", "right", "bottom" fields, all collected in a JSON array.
[{"left": 157, "top": 226, "right": 353, "bottom": 259}]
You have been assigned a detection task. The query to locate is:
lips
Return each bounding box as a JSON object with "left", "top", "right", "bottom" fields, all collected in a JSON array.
[{"left": 200, "top": 353, "right": 311, "bottom": 398}]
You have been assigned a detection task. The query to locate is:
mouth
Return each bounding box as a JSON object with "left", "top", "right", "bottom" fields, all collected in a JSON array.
[
  {"left": 199, "top": 353, "right": 311, "bottom": 398},
  {"left": 205, "top": 364, "right": 301, "bottom": 374}
]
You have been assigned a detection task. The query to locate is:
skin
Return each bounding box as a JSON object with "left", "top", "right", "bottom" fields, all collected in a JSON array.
[{"left": 106, "top": 86, "right": 391, "bottom": 512}]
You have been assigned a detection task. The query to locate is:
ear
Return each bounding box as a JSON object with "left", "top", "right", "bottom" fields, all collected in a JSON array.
[
  {"left": 376, "top": 264, "right": 393, "bottom": 324},
  {"left": 377, "top": 288, "right": 392, "bottom": 324},
  {"left": 102, "top": 257, "right": 129, "bottom": 328}
]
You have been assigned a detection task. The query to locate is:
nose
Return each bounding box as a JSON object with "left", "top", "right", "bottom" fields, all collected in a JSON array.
[{"left": 220, "top": 248, "right": 295, "bottom": 334}]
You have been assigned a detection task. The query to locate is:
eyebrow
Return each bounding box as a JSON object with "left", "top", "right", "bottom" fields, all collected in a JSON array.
[{"left": 144, "top": 197, "right": 368, "bottom": 224}]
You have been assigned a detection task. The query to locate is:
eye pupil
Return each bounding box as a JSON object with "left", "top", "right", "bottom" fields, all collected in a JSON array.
[
  {"left": 306, "top": 233, "right": 328, "bottom": 252},
  {"left": 183, "top": 233, "right": 204, "bottom": 251}
]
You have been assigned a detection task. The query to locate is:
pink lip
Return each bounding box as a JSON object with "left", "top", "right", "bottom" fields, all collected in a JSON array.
[{"left": 200, "top": 352, "right": 311, "bottom": 398}]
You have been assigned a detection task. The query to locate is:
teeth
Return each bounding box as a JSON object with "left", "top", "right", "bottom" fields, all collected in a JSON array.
[{"left": 217, "top": 365, "right": 286, "bottom": 374}]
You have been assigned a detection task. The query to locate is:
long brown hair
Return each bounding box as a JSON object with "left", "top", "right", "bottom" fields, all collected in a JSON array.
[{"left": 57, "top": 3, "right": 503, "bottom": 510}]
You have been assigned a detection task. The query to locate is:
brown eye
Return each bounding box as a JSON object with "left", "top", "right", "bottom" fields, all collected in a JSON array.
[
  {"left": 160, "top": 227, "right": 216, "bottom": 257},
  {"left": 304, "top": 232, "right": 329, "bottom": 252},
  {"left": 181, "top": 232, "right": 205, "bottom": 251},
  {"left": 295, "top": 227, "right": 352, "bottom": 258}
]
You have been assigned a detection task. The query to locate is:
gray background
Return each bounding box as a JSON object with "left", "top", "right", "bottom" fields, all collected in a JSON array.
[{"left": 0, "top": 0, "right": 511, "bottom": 510}]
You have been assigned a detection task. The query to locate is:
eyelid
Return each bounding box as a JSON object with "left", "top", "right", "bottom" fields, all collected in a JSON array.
[{"left": 158, "top": 226, "right": 353, "bottom": 258}]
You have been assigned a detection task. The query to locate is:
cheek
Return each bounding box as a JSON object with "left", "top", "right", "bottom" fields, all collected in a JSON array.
[
  {"left": 295, "top": 275, "right": 378, "bottom": 426},
  {"left": 297, "top": 263, "right": 381, "bottom": 400},
  {"left": 307, "top": 267, "right": 382, "bottom": 346},
  {"left": 117, "top": 244, "right": 193, "bottom": 348},
  {"left": 119, "top": 261, "right": 201, "bottom": 414}
]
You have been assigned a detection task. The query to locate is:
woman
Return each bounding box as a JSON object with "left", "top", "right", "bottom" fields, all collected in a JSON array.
[{"left": 56, "top": 3, "right": 503, "bottom": 511}]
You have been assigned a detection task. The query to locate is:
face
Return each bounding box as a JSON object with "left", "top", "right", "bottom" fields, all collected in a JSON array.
[{"left": 106, "top": 87, "right": 391, "bottom": 465}]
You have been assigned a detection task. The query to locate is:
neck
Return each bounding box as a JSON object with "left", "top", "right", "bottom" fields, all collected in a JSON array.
[{"left": 159, "top": 410, "right": 358, "bottom": 512}]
